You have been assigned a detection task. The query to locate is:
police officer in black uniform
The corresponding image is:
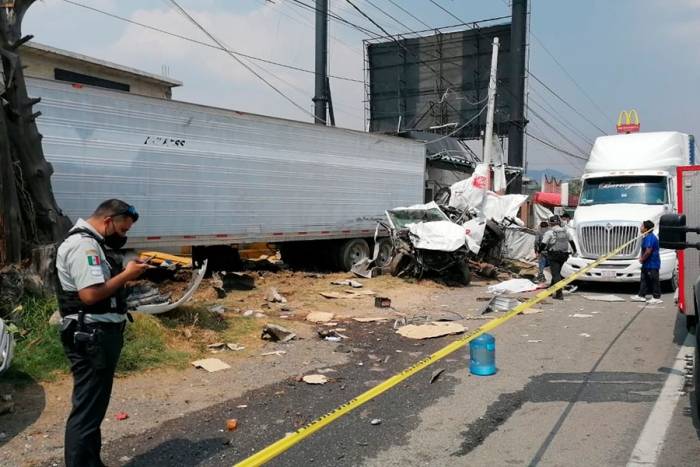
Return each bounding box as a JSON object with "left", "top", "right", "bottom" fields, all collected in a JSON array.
[
  {"left": 56, "top": 199, "right": 149, "bottom": 467},
  {"left": 539, "top": 215, "right": 577, "bottom": 300}
]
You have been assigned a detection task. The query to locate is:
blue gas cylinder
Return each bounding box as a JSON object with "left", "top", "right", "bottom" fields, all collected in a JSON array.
[{"left": 469, "top": 333, "right": 496, "bottom": 376}]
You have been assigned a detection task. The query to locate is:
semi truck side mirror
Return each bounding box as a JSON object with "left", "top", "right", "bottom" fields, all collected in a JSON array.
[
  {"left": 659, "top": 213, "right": 687, "bottom": 249},
  {"left": 659, "top": 213, "right": 700, "bottom": 250}
]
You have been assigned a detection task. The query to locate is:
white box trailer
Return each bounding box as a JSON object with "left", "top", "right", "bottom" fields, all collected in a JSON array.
[{"left": 28, "top": 78, "right": 426, "bottom": 270}]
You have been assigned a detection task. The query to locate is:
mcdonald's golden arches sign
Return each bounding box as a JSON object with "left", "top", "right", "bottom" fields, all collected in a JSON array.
[{"left": 617, "top": 110, "right": 640, "bottom": 133}]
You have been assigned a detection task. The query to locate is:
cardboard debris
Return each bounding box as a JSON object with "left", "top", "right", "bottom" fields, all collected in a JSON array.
[
  {"left": 302, "top": 374, "right": 328, "bottom": 385},
  {"left": 346, "top": 289, "right": 377, "bottom": 296},
  {"left": 320, "top": 292, "right": 349, "bottom": 299},
  {"left": 306, "top": 311, "right": 335, "bottom": 323},
  {"left": 396, "top": 322, "right": 466, "bottom": 340},
  {"left": 227, "top": 343, "right": 245, "bottom": 351},
  {"left": 571, "top": 314, "right": 594, "bottom": 318},
  {"left": 582, "top": 294, "right": 625, "bottom": 302},
  {"left": 521, "top": 308, "right": 543, "bottom": 315},
  {"left": 331, "top": 280, "right": 363, "bottom": 288},
  {"left": 191, "top": 358, "right": 231, "bottom": 372},
  {"left": 352, "top": 317, "right": 389, "bottom": 323}
]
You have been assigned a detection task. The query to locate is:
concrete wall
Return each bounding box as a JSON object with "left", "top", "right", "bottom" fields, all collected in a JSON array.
[{"left": 21, "top": 49, "right": 172, "bottom": 99}]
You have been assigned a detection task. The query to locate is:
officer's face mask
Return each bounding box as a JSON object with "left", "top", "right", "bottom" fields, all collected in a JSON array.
[{"left": 104, "top": 220, "right": 128, "bottom": 250}]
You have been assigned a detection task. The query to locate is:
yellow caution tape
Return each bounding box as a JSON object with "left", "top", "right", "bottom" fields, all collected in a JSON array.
[{"left": 234, "top": 234, "right": 646, "bottom": 467}]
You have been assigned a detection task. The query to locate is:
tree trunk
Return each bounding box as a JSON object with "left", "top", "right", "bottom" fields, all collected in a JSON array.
[
  {"left": 0, "top": 1, "right": 71, "bottom": 264},
  {"left": 0, "top": 103, "right": 21, "bottom": 265}
]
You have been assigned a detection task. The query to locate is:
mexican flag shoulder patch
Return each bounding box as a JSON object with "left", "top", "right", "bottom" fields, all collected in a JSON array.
[{"left": 87, "top": 253, "right": 101, "bottom": 267}]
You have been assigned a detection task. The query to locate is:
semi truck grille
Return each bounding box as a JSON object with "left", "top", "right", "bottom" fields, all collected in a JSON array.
[{"left": 579, "top": 224, "right": 640, "bottom": 259}]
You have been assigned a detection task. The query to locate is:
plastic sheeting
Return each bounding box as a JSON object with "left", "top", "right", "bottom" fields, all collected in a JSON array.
[
  {"left": 463, "top": 217, "right": 487, "bottom": 254},
  {"left": 504, "top": 227, "right": 537, "bottom": 262},
  {"left": 449, "top": 163, "right": 527, "bottom": 223},
  {"left": 533, "top": 204, "right": 554, "bottom": 226},
  {"left": 407, "top": 220, "right": 467, "bottom": 252}
]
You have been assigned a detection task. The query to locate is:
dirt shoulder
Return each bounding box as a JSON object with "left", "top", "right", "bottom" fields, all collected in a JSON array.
[{"left": 0, "top": 271, "right": 498, "bottom": 467}]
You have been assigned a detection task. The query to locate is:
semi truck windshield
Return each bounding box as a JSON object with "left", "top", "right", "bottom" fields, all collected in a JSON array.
[{"left": 579, "top": 176, "right": 668, "bottom": 206}]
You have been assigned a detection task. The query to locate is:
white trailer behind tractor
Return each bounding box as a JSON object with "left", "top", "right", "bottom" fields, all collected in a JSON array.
[{"left": 28, "top": 78, "right": 426, "bottom": 271}]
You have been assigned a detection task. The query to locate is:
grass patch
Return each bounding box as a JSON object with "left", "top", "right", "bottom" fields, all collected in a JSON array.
[
  {"left": 116, "top": 314, "right": 190, "bottom": 375},
  {"left": 3, "top": 297, "right": 193, "bottom": 384}
]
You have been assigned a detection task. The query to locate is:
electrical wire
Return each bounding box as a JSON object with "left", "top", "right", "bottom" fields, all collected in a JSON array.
[
  {"left": 346, "top": 0, "right": 392, "bottom": 37},
  {"left": 162, "top": 0, "right": 323, "bottom": 122},
  {"left": 385, "top": 0, "right": 432, "bottom": 29},
  {"left": 366, "top": 0, "right": 413, "bottom": 33},
  {"left": 60, "top": 0, "right": 363, "bottom": 83},
  {"left": 527, "top": 106, "right": 592, "bottom": 157}
]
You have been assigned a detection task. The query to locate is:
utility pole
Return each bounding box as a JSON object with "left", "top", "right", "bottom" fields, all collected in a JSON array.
[
  {"left": 482, "top": 37, "right": 500, "bottom": 191},
  {"left": 313, "top": 0, "right": 329, "bottom": 125},
  {"left": 507, "top": 0, "right": 528, "bottom": 194}
]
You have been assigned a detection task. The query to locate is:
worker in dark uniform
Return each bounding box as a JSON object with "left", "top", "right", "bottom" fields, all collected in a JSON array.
[
  {"left": 56, "top": 199, "right": 149, "bottom": 467},
  {"left": 539, "top": 215, "right": 577, "bottom": 300},
  {"left": 534, "top": 221, "right": 550, "bottom": 283}
]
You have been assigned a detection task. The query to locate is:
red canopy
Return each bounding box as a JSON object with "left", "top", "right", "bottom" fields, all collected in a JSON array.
[{"left": 533, "top": 192, "right": 579, "bottom": 207}]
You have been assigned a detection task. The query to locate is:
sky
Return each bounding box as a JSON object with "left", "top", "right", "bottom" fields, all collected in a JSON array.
[{"left": 22, "top": 0, "right": 700, "bottom": 176}]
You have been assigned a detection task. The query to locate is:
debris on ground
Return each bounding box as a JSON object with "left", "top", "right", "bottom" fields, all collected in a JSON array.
[
  {"left": 396, "top": 322, "right": 466, "bottom": 340},
  {"left": 227, "top": 419, "right": 238, "bottom": 431},
  {"left": 527, "top": 340, "right": 542, "bottom": 343},
  {"left": 430, "top": 368, "right": 446, "bottom": 384},
  {"left": 571, "top": 314, "right": 594, "bottom": 318},
  {"left": 261, "top": 351, "right": 287, "bottom": 357},
  {"left": 306, "top": 311, "right": 335, "bottom": 323},
  {"left": 316, "top": 328, "right": 347, "bottom": 340},
  {"left": 370, "top": 419, "right": 382, "bottom": 425},
  {"left": 580, "top": 333, "right": 591, "bottom": 338},
  {"left": 352, "top": 317, "right": 389, "bottom": 323},
  {"left": 488, "top": 279, "right": 540, "bottom": 295},
  {"left": 521, "top": 308, "right": 544, "bottom": 315},
  {"left": 302, "top": 374, "right": 328, "bottom": 385},
  {"left": 207, "top": 342, "right": 227, "bottom": 353},
  {"left": 209, "top": 305, "right": 225, "bottom": 315},
  {"left": 265, "top": 287, "right": 287, "bottom": 303},
  {"left": 374, "top": 297, "right": 391, "bottom": 308},
  {"left": 126, "top": 284, "right": 172, "bottom": 309},
  {"left": 582, "top": 294, "right": 625, "bottom": 302},
  {"left": 334, "top": 344, "right": 352, "bottom": 353},
  {"left": 211, "top": 272, "right": 227, "bottom": 299},
  {"left": 115, "top": 413, "right": 129, "bottom": 421},
  {"left": 261, "top": 324, "right": 297, "bottom": 342},
  {"left": 331, "top": 279, "right": 363, "bottom": 288},
  {"left": 478, "top": 296, "right": 520, "bottom": 314},
  {"left": 227, "top": 343, "right": 245, "bottom": 351},
  {"left": 191, "top": 358, "right": 231, "bottom": 372},
  {"left": 243, "top": 310, "right": 255, "bottom": 317}
]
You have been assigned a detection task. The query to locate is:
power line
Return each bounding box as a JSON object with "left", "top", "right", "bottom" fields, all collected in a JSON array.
[
  {"left": 526, "top": 131, "right": 587, "bottom": 166},
  {"left": 527, "top": 107, "right": 590, "bottom": 159},
  {"left": 528, "top": 95, "right": 593, "bottom": 147},
  {"left": 529, "top": 72, "right": 608, "bottom": 136},
  {"left": 346, "top": 0, "right": 392, "bottom": 37},
  {"left": 162, "top": 0, "right": 322, "bottom": 122},
  {"left": 386, "top": 0, "right": 432, "bottom": 29},
  {"left": 530, "top": 33, "right": 614, "bottom": 127},
  {"left": 61, "top": 0, "right": 363, "bottom": 83},
  {"left": 427, "top": 0, "right": 464, "bottom": 25},
  {"left": 288, "top": 0, "right": 380, "bottom": 36},
  {"left": 365, "top": 0, "right": 413, "bottom": 32}
]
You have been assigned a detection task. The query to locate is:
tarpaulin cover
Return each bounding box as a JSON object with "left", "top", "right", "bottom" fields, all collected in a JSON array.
[
  {"left": 488, "top": 278, "right": 540, "bottom": 295},
  {"left": 504, "top": 227, "right": 537, "bottom": 262}
]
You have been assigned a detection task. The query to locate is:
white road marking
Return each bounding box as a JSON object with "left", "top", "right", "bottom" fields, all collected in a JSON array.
[{"left": 626, "top": 334, "right": 695, "bottom": 467}]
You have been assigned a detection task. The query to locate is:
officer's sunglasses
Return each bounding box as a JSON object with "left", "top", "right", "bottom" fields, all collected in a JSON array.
[{"left": 114, "top": 205, "right": 139, "bottom": 222}]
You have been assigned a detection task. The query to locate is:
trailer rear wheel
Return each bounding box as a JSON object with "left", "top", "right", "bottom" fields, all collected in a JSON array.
[
  {"left": 375, "top": 238, "right": 394, "bottom": 267},
  {"left": 337, "top": 239, "right": 370, "bottom": 272}
]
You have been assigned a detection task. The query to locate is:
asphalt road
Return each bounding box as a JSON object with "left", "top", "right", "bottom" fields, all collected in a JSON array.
[{"left": 99, "top": 285, "right": 700, "bottom": 467}]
